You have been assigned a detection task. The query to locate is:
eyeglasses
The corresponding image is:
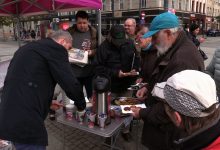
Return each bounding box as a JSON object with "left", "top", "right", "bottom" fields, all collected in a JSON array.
[{"left": 124, "top": 24, "right": 135, "bottom": 28}]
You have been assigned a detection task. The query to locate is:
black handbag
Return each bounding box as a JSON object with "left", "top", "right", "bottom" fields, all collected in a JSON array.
[{"left": 198, "top": 47, "right": 208, "bottom": 60}]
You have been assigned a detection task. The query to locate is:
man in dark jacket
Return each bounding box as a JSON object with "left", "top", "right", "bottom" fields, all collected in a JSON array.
[
  {"left": 94, "top": 25, "right": 140, "bottom": 141},
  {"left": 0, "top": 30, "right": 86, "bottom": 150},
  {"left": 132, "top": 12, "right": 204, "bottom": 149},
  {"left": 95, "top": 25, "right": 139, "bottom": 95},
  {"left": 67, "top": 10, "right": 98, "bottom": 99}
]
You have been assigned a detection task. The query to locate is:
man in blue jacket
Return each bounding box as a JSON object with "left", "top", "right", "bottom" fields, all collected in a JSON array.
[{"left": 0, "top": 30, "right": 86, "bottom": 150}]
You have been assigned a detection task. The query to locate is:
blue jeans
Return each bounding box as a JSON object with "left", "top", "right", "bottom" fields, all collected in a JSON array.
[{"left": 13, "top": 143, "right": 46, "bottom": 150}]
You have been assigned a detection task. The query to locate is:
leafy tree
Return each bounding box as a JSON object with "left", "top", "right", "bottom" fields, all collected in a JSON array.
[
  {"left": 0, "top": 16, "right": 13, "bottom": 26},
  {"left": 0, "top": 16, "right": 13, "bottom": 41}
]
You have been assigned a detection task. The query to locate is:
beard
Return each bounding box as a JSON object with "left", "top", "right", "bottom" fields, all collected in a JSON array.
[{"left": 155, "top": 42, "right": 172, "bottom": 56}]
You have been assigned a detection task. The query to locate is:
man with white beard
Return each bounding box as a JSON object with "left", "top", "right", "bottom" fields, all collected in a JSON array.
[{"left": 131, "top": 12, "right": 205, "bottom": 150}]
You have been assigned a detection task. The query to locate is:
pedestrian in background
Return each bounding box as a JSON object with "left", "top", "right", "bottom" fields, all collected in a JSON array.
[
  {"left": 189, "top": 23, "right": 205, "bottom": 48},
  {"left": 132, "top": 12, "right": 204, "bottom": 150},
  {"left": 124, "top": 18, "right": 137, "bottom": 40},
  {"left": 0, "top": 30, "right": 86, "bottom": 150},
  {"left": 68, "top": 10, "right": 98, "bottom": 99},
  {"left": 152, "top": 70, "right": 220, "bottom": 150},
  {"left": 206, "top": 48, "right": 220, "bottom": 100}
]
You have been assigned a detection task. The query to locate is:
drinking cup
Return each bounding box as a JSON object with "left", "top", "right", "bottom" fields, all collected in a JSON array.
[{"left": 65, "top": 104, "right": 74, "bottom": 120}]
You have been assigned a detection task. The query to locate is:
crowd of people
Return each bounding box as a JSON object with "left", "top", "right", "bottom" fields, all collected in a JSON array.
[{"left": 0, "top": 10, "right": 220, "bottom": 150}]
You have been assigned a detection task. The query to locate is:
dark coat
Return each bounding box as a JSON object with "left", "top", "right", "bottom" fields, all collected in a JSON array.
[
  {"left": 140, "top": 46, "right": 158, "bottom": 83},
  {"left": 189, "top": 32, "right": 200, "bottom": 48},
  {"left": 0, "top": 38, "right": 86, "bottom": 146},
  {"left": 139, "top": 31, "right": 205, "bottom": 149},
  {"left": 174, "top": 119, "right": 220, "bottom": 150},
  {"left": 94, "top": 39, "right": 140, "bottom": 93}
]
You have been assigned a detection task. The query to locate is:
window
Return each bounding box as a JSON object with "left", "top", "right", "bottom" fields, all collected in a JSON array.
[
  {"left": 203, "top": 4, "right": 205, "bottom": 14},
  {"left": 192, "top": 0, "right": 194, "bottom": 12},
  {"left": 141, "top": 0, "right": 147, "bottom": 8},
  {"left": 179, "top": 0, "right": 182, "bottom": 10},
  {"left": 196, "top": 1, "right": 198, "bottom": 13},
  {"left": 103, "top": 3, "right": 106, "bottom": 11},
  {"left": 185, "top": 0, "right": 188, "bottom": 11},
  {"left": 109, "top": 0, "right": 112, "bottom": 11},
  {"left": 119, "top": 0, "right": 124, "bottom": 10},
  {"left": 172, "top": 0, "right": 175, "bottom": 8},
  {"left": 129, "top": 0, "right": 132, "bottom": 9},
  {"left": 199, "top": 2, "right": 202, "bottom": 13}
]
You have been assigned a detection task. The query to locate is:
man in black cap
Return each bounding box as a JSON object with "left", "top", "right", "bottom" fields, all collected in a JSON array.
[
  {"left": 94, "top": 25, "right": 140, "bottom": 141},
  {"left": 95, "top": 25, "right": 139, "bottom": 96}
]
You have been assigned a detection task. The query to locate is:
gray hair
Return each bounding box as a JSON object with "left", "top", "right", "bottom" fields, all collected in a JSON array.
[
  {"left": 166, "top": 27, "right": 181, "bottom": 34},
  {"left": 125, "top": 18, "right": 136, "bottom": 27},
  {"left": 50, "top": 30, "right": 72, "bottom": 42}
]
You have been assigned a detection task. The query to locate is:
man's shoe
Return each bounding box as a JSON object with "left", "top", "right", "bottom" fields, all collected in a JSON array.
[{"left": 121, "top": 132, "right": 132, "bottom": 142}]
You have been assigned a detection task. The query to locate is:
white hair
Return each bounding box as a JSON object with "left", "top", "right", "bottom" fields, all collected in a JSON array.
[
  {"left": 167, "top": 27, "right": 181, "bottom": 34},
  {"left": 125, "top": 18, "right": 136, "bottom": 27}
]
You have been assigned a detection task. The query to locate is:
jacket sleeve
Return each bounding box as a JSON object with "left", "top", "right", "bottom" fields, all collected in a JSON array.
[
  {"left": 206, "top": 51, "right": 216, "bottom": 78},
  {"left": 47, "top": 47, "right": 86, "bottom": 110},
  {"left": 133, "top": 53, "right": 140, "bottom": 72},
  {"left": 139, "top": 102, "right": 171, "bottom": 125},
  {"left": 94, "top": 42, "right": 119, "bottom": 77}
]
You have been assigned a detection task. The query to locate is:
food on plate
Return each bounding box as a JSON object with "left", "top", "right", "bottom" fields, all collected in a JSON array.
[
  {"left": 123, "top": 107, "right": 131, "bottom": 111},
  {"left": 114, "top": 98, "right": 141, "bottom": 105},
  {"left": 130, "top": 105, "right": 136, "bottom": 109}
]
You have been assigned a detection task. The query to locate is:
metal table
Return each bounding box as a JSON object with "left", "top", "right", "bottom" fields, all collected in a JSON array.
[{"left": 57, "top": 114, "right": 132, "bottom": 150}]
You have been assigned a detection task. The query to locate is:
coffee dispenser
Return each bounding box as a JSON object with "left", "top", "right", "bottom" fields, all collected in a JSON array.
[{"left": 92, "top": 75, "right": 111, "bottom": 125}]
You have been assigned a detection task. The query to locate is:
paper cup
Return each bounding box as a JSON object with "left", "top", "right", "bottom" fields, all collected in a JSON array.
[
  {"left": 65, "top": 104, "right": 75, "bottom": 120},
  {"left": 87, "top": 113, "right": 96, "bottom": 128},
  {"left": 76, "top": 110, "right": 85, "bottom": 124},
  {"left": 98, "top": 114, "right": 107, "bottom": 130}
]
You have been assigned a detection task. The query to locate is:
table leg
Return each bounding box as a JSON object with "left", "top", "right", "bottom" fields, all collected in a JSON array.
[
  {"left": 102, "top": 128, "right": 122, "bottom": 150},
  {"left": 62, "top": 124, "right": 65, "bottom": 150}
]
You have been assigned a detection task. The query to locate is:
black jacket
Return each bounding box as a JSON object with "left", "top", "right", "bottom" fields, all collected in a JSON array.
[
  {"left": 173, "top": 119, "right": 220, "bottom": 150},
  {"left": 0, "top": 38, "right": 86, "bottom": 146},
  {"left": 94, "top": 39, "right": 140, "bottom": 93}
]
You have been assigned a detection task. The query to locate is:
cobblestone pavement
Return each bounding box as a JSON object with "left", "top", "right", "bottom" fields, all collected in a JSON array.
[{"left": 45, "top": 114, "right": 144, "bottom": 150}]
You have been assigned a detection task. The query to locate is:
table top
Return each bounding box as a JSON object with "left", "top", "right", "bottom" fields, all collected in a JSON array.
[{"left": 57, "top": 114, "right": 131, "bottom": 138}]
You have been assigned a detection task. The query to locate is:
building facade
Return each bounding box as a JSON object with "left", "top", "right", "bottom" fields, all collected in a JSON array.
[{"left": 101, "top": 0, "right": 220, "bottom": 31}]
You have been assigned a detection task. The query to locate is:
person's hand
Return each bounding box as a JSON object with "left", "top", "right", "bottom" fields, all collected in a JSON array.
[
  {"left": 199, "top": 37, "right": 205, "bottom": 43},
  {"left": 118, "top": 70, "right": 128, "bottom": 78},
  {"left": 136, "top": 87, "right": 148, "bottom": 98},
  {"left": 136, "top": 78, "right": 143, "bottom": 83},
  {"left": 50, "top": 100, "right": 63, "bottom": 111},
  {"left": 131, "top": 107, "right": 141, "bottom": 119},
  {"left": 87, "top": 50, "right": 95, "bottom": 57},
  {"left": 129, "top": 69, "right": 139, "bottom": 76}
]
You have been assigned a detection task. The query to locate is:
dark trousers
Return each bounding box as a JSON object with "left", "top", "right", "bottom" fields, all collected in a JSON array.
[
  {"left": 77, "top": 76, "right": 93, "bottom": 99},
  {"left": 14, "top": 143, "right": 46, "bottom": 150}
]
